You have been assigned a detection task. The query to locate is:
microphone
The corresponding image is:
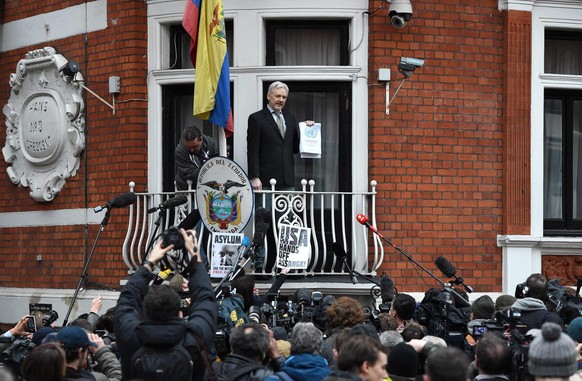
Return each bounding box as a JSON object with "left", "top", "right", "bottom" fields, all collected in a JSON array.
[
  {"left": 356, "top": 214, "right": 383, "bottom": 238},
  {"left": 147, "top": 194, "right": 188, "bottom": 214},
  {"left": 434, "top": 256, "right": 473, "bottom": 293},
  {"left": 234, "top": 237, "right": 251, "bottom": 261},
  {"left": 380, "top": 275, "right": 396, "bottom": 304},
  {"left": 332, "top": 242, "right": 358, "bottom": 284},
  {"left": 153, "top": 267, "right": 172, "bottom": 285},
  {"left": 255, "top": 207, "right": 270, "bottom": 224},
  {"left": 434, "top": 256, "right": 456, "bottom": 278},
  {"left": 94, "top": 192, "right": 137, "bottom": 212}
]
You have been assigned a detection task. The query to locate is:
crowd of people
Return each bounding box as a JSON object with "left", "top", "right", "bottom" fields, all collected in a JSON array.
[{"left": 2, "top": 228, "right": 582, "bottom": 381}]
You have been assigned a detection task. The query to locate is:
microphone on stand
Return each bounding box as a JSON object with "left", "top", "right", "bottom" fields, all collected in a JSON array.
[
  {"left": 356, "top": 214, "right": 383, "bottom": 238},
  {"left": 94, "top": 192, "right": 137, "bottom": 212},
  {"left": 380, "top": 274, "right": 396, "bottom": 304},
  {"left": 434, "top": 256, "right": 473, "bottom": 293},
  {"left": 354, "top": 213, "right": 471, "bottom": 306},
  {"left": 147, "top": 194, "right": 188, "bottom": 214},
  {"left": 332, "top": 242, "right": 358, "bottom": 284}
]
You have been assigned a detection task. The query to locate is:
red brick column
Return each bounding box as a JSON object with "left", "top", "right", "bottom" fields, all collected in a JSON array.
[{"left": 503, "top": 10, "right": 532, "bottom": 235}]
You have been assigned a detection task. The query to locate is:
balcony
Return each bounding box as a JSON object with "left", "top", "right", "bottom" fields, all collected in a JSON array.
[{"left": 121, "top": 179, "right": 383, "bottom": 295}]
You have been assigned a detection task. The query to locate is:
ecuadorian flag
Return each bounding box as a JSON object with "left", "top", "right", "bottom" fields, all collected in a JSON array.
[{"left": 182, "top": 0, "right": 234, "bottom": 136}]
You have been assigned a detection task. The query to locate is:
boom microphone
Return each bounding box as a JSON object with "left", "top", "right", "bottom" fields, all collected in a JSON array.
[
  {"left": 434, "top": 255, "right": 473, "bottom": 293},
  {"left": 94, "top": 192, "right": 137, "bottom": 212},
  {"left": 147, "top": 194, "right": 188, "bottom": 214},
  {"left": 434, "top": 256, "right": 456, "bottom": 278},
  {"left": 356, "top": 213, "right": 383, "bottom": 238}
]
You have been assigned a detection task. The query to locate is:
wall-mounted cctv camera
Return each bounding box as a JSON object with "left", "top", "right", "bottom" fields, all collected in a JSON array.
[
  {"left": 397, "top": 57, "right": 424, "bottom": 78},
  {"left": 400, "top": 57, "right": 424, "bottom": 68},
  {"left": 388, "top": 0, "right": 413, "bottom": 29}
]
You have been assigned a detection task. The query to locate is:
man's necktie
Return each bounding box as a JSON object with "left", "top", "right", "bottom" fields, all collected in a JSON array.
[{"left": 275, "top": 112, "right": 285, "bottom": 137}]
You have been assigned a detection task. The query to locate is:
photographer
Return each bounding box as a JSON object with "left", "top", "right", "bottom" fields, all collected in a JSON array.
[
  {"left": 114, "top": 228, "right": 217, "bottom": 381},
  {"left": 1, "top": 316, "right": 32, "bottom": 342},
  {"left": 513, "top": 273, "right": 563, "bottom": 331},
  {"left": 212, "top": 322, "right": 284, "bottom": 381}
]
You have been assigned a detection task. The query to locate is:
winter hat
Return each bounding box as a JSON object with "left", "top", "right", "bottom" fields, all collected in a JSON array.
[
  {"left": 471, "top": 295, "right": 495, "bottom": 319},
  {"left": 567, "top": 317, "right": 582, "bottom": 343},
  {"left": 528, "top": 322, "right": 577, "bottom": 377},
  {"left": 387, "top": 342, "right": 418, "bottom": 380},
  {"left": 31, "top": 326, "right": 56, "bottom": 346},
  {"left": 495, "top": 294, "right": 517, "bottom": 311}
]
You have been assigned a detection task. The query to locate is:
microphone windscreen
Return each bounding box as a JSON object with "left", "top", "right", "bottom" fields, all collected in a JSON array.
[
  {"left": 164, "top": 194, "right": 188, "bottom": 209},
  {"left": 380, "top": 275, "right": 395, "bottom": 304},
  {"left": 294, "top": 288, "right": 312, "bottom": 305},
  {"left": 255, "top": 207, "right": 270, "bottom": 225},
  {"left": 241, "top": 236, "right": 251, "bottom": 247},
  {"left": 110, "top": 192, "right": 137, "bottom": 208},
  {"left": 332, "top": 242, "right": 347, "bottom": 259},
  {"left": 435, "top": 256, "right": 456, "bottom": 278},
  {"left": 252, "top": 222, "right": 269, "bottom": 247}
]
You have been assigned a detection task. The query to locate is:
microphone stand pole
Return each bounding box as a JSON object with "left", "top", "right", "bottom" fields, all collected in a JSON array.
[
  {"left": 367, "top": 228, "right": 470, "bottom": 306},
  {"left": 62, "top": 209, "right": 111, "bottom": 326},
  {"left": 145, "top": 211, "right": 165, "bottom": 257},
  {"left": 340, "top": 256, "right": 380, "bottom": 287}
]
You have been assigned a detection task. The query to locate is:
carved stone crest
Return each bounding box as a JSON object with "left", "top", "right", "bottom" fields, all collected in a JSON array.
[{"left": 3, "top": 47, "right": 85, "bottom": 202}]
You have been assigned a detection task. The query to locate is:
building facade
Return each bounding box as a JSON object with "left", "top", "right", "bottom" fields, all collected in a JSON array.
[{"left": 0, "top": 0, "right": 581, "bottom": 324}]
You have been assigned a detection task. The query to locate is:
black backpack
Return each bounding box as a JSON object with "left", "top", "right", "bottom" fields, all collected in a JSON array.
[{"left": 131, "top": 339, "right": 194, "bottom": 381}]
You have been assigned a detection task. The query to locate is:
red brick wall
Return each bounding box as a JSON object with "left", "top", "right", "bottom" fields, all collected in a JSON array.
[
  {"left": 368, "top": 0, "right": 506, "bottom": 292},
  {"left": 0, "top": 0, "right": 148, "bottom": 289}
]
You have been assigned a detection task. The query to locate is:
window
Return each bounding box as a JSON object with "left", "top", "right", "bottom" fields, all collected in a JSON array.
[
  {"left": 161, "top": 84, "right": 233, "bottom": 192},
  {"left": 169, "top": 21, "right": 234, "bottom": 70},
  {"left": 265, "top": 20, "right": 349, "bottom": 66},
  {"left": 544, "top": 90, "right": 582, "bottom": 234},
  {"left": 545, "top": 30, "right": 582, "bottom": 75},
  {"left": 268, "top": 81, "right": 352, "bottom": 193},
  {"left": 543, "top": 30, "right": 582, "bottom": 234}
]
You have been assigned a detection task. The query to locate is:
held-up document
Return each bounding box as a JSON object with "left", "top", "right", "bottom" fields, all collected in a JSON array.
[{"left": 299, "top": 122, "right": 321, "bottom": 159}]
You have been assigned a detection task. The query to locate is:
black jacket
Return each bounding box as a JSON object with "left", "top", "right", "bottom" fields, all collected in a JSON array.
[
  {"left": 114, "top": 264, "right": 217, "bottom": 381},
  {"left": 175, "top": 135, "right": 219, "bottom": 190},
  {"left": 247, "top": 107, "right": 299, "bottom": 188},
  {"left": 212, "top": 354, "right": 275, "bottom": 381}
]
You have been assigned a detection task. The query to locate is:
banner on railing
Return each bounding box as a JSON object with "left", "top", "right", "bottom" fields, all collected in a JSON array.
[
  {"left": 276, "top": 224, "right": 311, "bottom": 270},
  {"left": 210, "top": 232, "right": 244, "bottom": 278}
]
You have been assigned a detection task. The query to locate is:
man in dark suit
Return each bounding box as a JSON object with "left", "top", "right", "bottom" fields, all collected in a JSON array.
[
  {"left": 247, "top": 81, "right": 300, "bottom": 192},
  {"left": 247, "top": 81, "right": 314, "bottom": 273}
]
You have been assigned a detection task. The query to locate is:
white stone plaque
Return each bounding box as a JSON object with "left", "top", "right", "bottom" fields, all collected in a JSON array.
[{"left": 3, "top": 47, "right": 85, "bottom": 202}]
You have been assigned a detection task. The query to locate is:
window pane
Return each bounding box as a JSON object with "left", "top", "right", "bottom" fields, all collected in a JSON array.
[
  {"left": 275, "top": 29, "right": 341, "bottom": 65},
  {"left": 574, "top": 101, "right": 582, "bottom": 219},
  {"left": 174, "top": 20, "right": 233, "bottom": 70},
  {"left": 544, "top": 98, "right": 563, "bottom": 219},
  {"left": 266, "top": 20, "right": 349, "bottom": 66},
  {"left": 545, "top": 31, "right": 582, "bottom": 75},
  {"left": 286, "top": 91, "right": 340, "bottom": 191}
]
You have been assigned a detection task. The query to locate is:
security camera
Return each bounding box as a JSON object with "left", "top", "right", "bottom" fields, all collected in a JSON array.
[
  {"left": 400, "top": 57, "right": 424, "bottom": 68},
  {"left": 397, "top": 57, "right": 424, "bottom": 78},
  {"left": 59, "top": 61, "right": 81, "bottom": 80},
  {"left": 388, "top": 0, "right": 413, "bottom": 29}
]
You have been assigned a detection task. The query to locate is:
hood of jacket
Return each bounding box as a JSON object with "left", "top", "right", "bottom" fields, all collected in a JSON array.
[
  {"left": 512, "top": 297, "right": 547, "bottom": 311},
  {"left": 135, "top": 318, "right": 187, "bottom": 347}
]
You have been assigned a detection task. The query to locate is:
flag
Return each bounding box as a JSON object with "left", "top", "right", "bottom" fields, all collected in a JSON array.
[{"left": 182, "top": 0, "right": 234, "bottom": 136}]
